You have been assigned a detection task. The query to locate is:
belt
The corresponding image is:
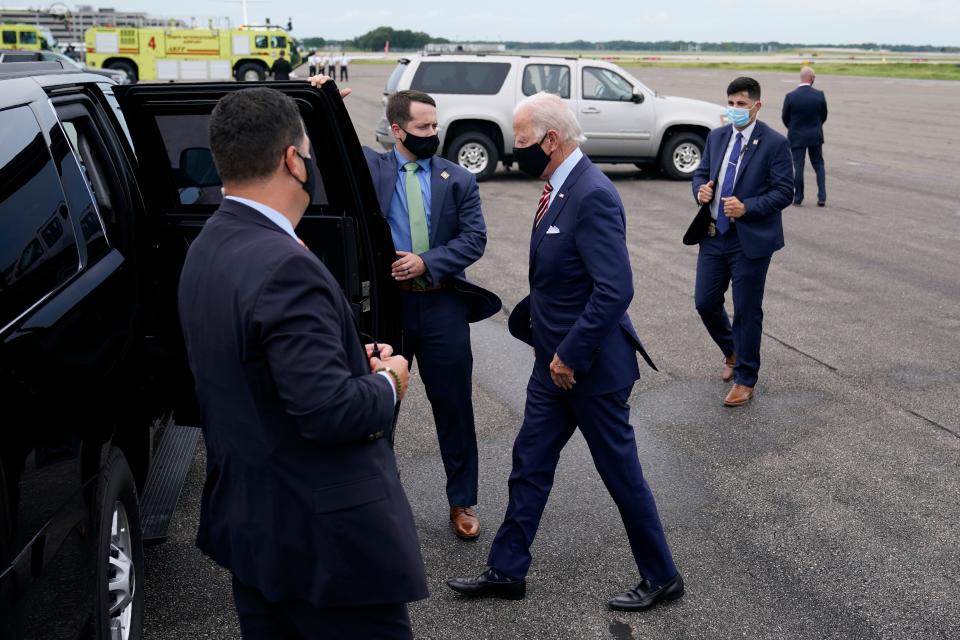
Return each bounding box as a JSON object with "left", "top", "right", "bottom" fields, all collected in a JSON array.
[
  {"left": 707, "top": 220, "right": 737, "bottom": 238},
  {"left": 396, "top": 279, "right": 451, "bottom": 293}
]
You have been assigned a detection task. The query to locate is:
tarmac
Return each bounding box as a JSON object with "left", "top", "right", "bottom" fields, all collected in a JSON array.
[{"left": 144, "top": 65, "right": 960, "bottom": 639}]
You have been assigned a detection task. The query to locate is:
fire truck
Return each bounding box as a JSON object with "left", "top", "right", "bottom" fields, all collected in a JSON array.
[
  {"left": 1, "top": 23, "right": 57, "bottom": 51},
  {"left": 84, "top": 24, "right": 299, "bottom": 82}
]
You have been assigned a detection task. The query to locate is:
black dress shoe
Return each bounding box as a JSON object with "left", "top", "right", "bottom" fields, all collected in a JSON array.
[
  {"left": 817, "top": 200, "right": 825, "bottom": 207},
  {"left": 793, "top": 200, "right": 803, "bottom": 206},
  {"left": 608, "top": 573, "right": 684, "bottom": 611},
  {"left": 446, "top": 568, "right": 526, "bottom": 600}
]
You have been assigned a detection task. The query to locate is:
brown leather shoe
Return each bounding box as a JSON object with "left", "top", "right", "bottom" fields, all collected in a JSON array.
[
  {"left": 722, "top": 354, "right": 736, "bottom": 382},
  {"left": 450, "top": 506, "right": 480, "bottom": 540},
  {"left": 723, "top": 383, "right": 754, "bottom": 407}
]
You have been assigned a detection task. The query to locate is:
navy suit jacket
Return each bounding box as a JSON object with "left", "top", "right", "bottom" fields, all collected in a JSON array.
[
  {"left": 177, "top": 198, "right": 428, "bottom": 608},
  {"left": 688, "top": 120, "right": 794, "bottom": 259},
  {"left": 363, "top": 147, "right": 501, "bottom": 322},
  {"left": 781, "top": 85, "right": 828, "bottom": 147},
  {"left": 508, "top": 155, "right": 656, "bottom": 396}
]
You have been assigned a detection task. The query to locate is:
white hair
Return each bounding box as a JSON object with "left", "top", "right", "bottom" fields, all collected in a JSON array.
[{"left": 514, "top": 92, "right": 586, "bottom": 144}]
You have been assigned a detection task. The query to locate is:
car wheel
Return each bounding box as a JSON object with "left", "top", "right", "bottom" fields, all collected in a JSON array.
[
  {"left": 236, "top": 62, "right": 265, "bottom": 82},
  {"left": 105, "top": 60, "right": 137, "bottom": 83},
  {"left": 446, "top": 131, "right": 500, "bottom": 181},
  {"left": 90, "top": 448, "right": 144, "bottom": 640},
  {"left": 660, "top": 132, "right": 705, "bottom": 180}
]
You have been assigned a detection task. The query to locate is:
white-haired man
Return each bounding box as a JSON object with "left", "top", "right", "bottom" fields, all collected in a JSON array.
[{"left": 447, "top": 92, "right": 683, "bottom": 611}]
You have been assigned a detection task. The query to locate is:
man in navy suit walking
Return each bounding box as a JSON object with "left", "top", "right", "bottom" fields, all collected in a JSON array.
[
  {"left": 447, "top": 92, "right": 683, "bottom": 612},
  {"left": 178, "top": 88, "right": 428, "bottom": 638},
  {"left": 686, "top": 77, "right": 794, "bottom": 406},
  {"left": 311, "top": 81, "right": 501, "bottom": 540},
  {"left": 782, "top": 66, "right": 828, "bottom": 206}
]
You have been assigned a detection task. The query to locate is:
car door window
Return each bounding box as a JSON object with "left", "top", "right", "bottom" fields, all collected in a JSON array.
[
  {"left": 522, "top": 64, "right": 571, "bottom": 99},
  {"left": 411, "top": 62, "right": 511, "bottom": 95},
  {"left": 254, "top": 36, "right": 268, "bottom": 49},
  {"left": 270, "top": 36, "right": 286, "bottom": 49},
  {"left": 18, "top": 31, "right": 37, "bottom": 46},
  {"left": 0, "top": 106, "right": 81, "bottom": 329},
  {"left": 2, "top": 30, "right": 16, "bottom": 45},
  {"left": 582, "top": 67, "right": 634, "bottom": 102}
]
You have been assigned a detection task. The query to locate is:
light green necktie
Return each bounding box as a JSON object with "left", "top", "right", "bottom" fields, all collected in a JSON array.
[{"left": 403, "top": 162, "right": 430, "bottom": 254}]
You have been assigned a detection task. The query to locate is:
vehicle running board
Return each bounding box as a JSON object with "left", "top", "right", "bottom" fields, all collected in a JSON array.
[{"left": 140, "top": 424, "right": 201, "bottom": 546}]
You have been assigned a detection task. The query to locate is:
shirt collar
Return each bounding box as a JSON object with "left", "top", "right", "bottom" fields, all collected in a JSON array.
[
  {"left": 393, "top": 146, "right": 432, "bottom": 174},
  {"left": 224, "top": 195, "right": 298, "bottom": 241},
  {"left": 730, "top": 120, "right": 757, "bottom": 145},
  {"left": 549, "top": 146, "right": 584, "bottom": 193},
  {"left": 798, "top": 82, "right": 813, "bottom": 87}
]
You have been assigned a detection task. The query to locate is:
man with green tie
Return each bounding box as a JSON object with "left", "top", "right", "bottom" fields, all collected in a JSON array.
[{"left": 361, "top": 89, "right": 501, "bottom": 541}]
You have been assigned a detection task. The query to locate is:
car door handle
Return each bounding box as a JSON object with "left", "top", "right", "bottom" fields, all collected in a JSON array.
[{"left": 581, "top": 107, "right": 601, "bottom": 114}]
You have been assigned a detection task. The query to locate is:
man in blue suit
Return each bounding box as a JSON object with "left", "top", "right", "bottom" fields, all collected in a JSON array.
[
  {"left": 358, "top": 88, "right": 501, "bottom": 540},
  {"left": 782, "top": 66, "right": 828, "bottom": 206},
  {"left": 685, "top": 77, "right": 794, "bottom": 406},
  {"left": 178, "top": 88, "right": 428, "bottom": 638},
  {"left": 447, "top": 92, "right": 683, "bottom": 612}
]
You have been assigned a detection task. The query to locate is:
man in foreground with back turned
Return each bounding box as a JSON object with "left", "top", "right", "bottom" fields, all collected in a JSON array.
[
  {"left": 177, "top": 87, "right": 427, "bottom": 639},
  {"left": 447, "top": 92, "right": 684, "bottom": 612}
]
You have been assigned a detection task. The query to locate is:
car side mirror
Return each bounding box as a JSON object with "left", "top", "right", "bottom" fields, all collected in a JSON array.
[
  {"left": 179, "top": 147, "right": 221, "bottom": 187},
  {"left": 631, "top": 88, "right": 644, "bottom": 104}
]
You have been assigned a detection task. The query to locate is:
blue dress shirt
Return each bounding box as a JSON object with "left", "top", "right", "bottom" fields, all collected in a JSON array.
[{"left": 387, "top": 147, "right": 432, "bottom": 253}]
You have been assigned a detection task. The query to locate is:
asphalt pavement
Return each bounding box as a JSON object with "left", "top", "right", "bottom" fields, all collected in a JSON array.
[{"left": 144, "top": 65, "right": 960, "bottom": 639}]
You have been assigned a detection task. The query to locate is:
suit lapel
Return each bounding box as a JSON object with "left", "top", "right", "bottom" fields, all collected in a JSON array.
[
  {"left": 429, "top": 160, "right": 449, "bottom": 247},
  {"left": 712, "top": 127, "right": 733, "bottom": 183},
  {"left": 734, "top": 122, "right": 764, "bottom": 189},
  {"left": 530, "top": 155, "right": 591, "bottom": 262},
  {"left": 377, "top": 151, "right": 396, "bottom": 217}
]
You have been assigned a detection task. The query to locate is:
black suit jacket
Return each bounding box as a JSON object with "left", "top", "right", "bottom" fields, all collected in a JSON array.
[
  {"left": 177, "top": 198, "right": 428, "bottom": 607},
  {"left": 781, "top": 85, "right": 828, "bottom": 147}
]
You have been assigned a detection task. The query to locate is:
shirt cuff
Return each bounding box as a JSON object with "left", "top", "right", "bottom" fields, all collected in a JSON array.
[{"left": 377, "top": 371, "right": 397, "bottom": 404}]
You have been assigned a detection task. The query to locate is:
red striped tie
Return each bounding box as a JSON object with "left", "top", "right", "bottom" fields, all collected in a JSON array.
[{"left": 534, "top": 182, "right": 553, "bottom": 227}]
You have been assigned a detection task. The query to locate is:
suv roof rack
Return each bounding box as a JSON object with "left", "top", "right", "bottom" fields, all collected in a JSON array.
[{"left": 421, "top": 52, "right": 579, "bottom": 61}]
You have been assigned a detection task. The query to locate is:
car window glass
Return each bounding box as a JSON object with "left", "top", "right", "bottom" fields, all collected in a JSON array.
[
  {"left": 19, "top": 31, "right": 37, "bottom": 45},
  {"left": 582, "top": 67, "right": 634, "bottom": 102},
  {"left": 4, "top": 52, "right": 37, "bottom": 62},
  {"left": 58, "top": 119, "right": 113, "bottom": 261},
  {"left": 270, "top": 36, "right": 286, "bottom": 49},
  {"left": 411, "top": 62, "right": 510, "bottom": 95},
  {"left": 254, "top": 35, "right": 268, "bottom": 49},
  {"left": 153, "top": 113, "right": 328, "bottom": 208},
  {"left": 0, "top": 106, "right": 80, "bottom": 328},
  {"left": 2, "top": 31, "right": 15, "bottom": 45},
  {"left": 386, "top": 61, "right": 407, "bottom": 93},
  {"left": 522, "top": 64, "right": 570, "bottom": 99}
]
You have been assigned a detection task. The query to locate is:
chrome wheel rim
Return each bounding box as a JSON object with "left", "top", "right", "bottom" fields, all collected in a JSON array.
[
  {"left": 457, "top": 142, "right": 489, "bottom": 174},
  {"left": 242, "top": 69, "right": 261, "bottom": 81},
  {"left": 673, "top": 142, "right": 701, "bottom": 174},
  {"left": 108, "top": 501, "right": 135, "bottom": 640}
]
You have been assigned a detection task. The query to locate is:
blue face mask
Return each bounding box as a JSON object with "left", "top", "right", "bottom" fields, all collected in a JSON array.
[{"left": 725, "top": 105, "right": 753, "bottom": 128}]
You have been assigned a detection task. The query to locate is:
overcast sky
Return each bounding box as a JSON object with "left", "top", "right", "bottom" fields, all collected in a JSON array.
[{"left": 103, "top": 0, "right": 957, "bottom": 46}]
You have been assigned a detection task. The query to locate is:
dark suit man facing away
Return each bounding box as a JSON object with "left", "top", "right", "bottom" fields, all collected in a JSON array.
[
  {"left": 447, "top": 92, "right": 683, "bottom": 612},
  {"left": 178, "top": 87, "right": 427, "bottom": 639},
  {"left": 782, "top": 66, "right": 828, "bottom": 206},
  {"left": 686, "top": 77, "right": 794, "bottom": 407},
  {"left": 270, "top": 50, "right": 291, "bottom": 80}
]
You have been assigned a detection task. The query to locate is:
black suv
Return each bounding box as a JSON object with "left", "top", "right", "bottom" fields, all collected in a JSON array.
[{"left": 0, "top": 63, "right": 398, "bottom": 639}]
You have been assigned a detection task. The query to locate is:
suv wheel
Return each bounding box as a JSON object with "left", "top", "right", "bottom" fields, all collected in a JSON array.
[
  {"left": 446, "top": 131, "right": 499, "bottom": 181},
  {"left": 236, "top": 62, "right": 265, "bottom": 82},
  {"left": 660, "top": 132, "right": 705, "bottom": 180},
  {"left": 105, "top": 60, "right": 137, "bottom": 83},
  {"left": 91, "top": 448, "right": 144, "bottom": 640}
]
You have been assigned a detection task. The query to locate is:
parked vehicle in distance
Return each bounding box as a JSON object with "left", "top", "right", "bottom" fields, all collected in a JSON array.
[
  {"left": 0, "top": 23, "right": 57, "bottom": 51},
  {"left": 0, "top": 49, "right": 130, "bottom": 83},
  {"left": 376, "top": 53, "right": 725, "bottom": 181},
  {"left": 0, "top": 61, "right": 397, "bottom": 640}
]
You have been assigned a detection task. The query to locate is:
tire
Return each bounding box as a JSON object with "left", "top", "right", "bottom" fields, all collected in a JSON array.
[
  {"left": 446, "top": 131, "right": 500, "bottom": 181},
  {"left": 90, "top": 448, "right": 144, "bottom": 640},
  {"left": 236, "top": 62, "right": 265, "bottom": 82},
  {"left": 105, "top": 60, "right": 137, "bottom": 83},
  {"left": 660, "top": 132, "right": 705, "bottom": 180}
]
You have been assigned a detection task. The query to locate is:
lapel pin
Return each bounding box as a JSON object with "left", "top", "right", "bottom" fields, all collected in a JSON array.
[
  {"left": 440, "top": 170, "right": 450, "bottom": 180},
  {"left": 558, "top": 193, "right": 565, "bottom": 199},
  {"left": 752, "top": 139, "right": 759, "bottom": 145}
]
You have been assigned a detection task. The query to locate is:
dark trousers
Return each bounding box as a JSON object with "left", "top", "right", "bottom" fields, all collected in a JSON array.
[
  {"left": 232, "top": 576, "right": 412, "bottom": 640},
  {"left": 401, "top": 290, "right": 478, "bottom": 507},
  {"left": 487, "top": 374, "right": 678, "bottom": 586},
  {"left": 791, "top": 145, "right": 826, "bottom": 204},
  {"left": 694, "top": 227, "right": 772, "bottom": 388},
  {"left": 340, "top": 66, "right": 348, "bottom": 81},
  {"left": 308, "top": 65, "right": 317, "bottom": 76},
  {"left": 327, "top": 65, "right": 336, "bottom": 76}
]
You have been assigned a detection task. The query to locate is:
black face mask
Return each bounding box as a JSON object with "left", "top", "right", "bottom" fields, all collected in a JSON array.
[
  {"left": 291, "top": 150, "right": 316, "bottom": 199},
  {"left": 512, "top": 134, "right": 551, "bottom": 178},
  {"left": 399, "top": 127, "right": 440, "bottom": 159}
]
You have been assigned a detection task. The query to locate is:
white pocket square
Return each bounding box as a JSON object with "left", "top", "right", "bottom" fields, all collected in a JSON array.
[{"left": 546, "top": 225, "right": 561, "bottom": 234}]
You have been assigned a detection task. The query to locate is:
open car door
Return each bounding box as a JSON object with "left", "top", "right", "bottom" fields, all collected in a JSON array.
[{"left": 113, "top": 80, "right": 400, "bottom": 425}]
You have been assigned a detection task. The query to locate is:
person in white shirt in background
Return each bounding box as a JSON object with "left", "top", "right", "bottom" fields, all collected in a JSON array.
[{"left": 339, "top": 53, "right": 350, "bottom": 81}]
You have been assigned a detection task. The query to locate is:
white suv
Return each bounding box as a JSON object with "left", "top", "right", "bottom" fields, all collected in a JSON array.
[{"left": 376, "top": 53, "right": 724, "bottom": 180}]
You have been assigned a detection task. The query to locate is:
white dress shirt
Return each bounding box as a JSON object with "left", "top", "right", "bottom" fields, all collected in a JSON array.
[
  {"left": 710, "top": 120, "right": 757, "bottom": 221},
  {"left": 224, "top": 195, "right": 397, "bottom": 403},
  {"left": 548, "top": 146, "right": 584, "bottom": 206}
]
